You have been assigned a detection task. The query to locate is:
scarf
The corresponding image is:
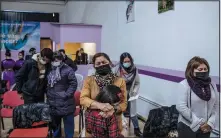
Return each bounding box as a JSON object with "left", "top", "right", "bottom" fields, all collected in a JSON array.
[
  {"left": 48, "top": 63, "right": 64, "bottom": 87},
  {"left": 120, "top": 65, "right": 137, "bottom": 90},
  {"left": 94, "top": 72, "right": 117, "bottom": 90},
  {"left": 187, "top": 77, "right": 211, "bottom": 101}
]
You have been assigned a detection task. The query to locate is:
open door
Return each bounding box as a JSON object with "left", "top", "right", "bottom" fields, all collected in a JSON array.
[{"left": 40, "top": 37, "right": 52, "bottom": 51}]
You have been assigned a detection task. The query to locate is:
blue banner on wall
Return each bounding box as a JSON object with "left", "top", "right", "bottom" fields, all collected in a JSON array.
[{"left": 0, "top": 21, "right": 40, "bottom": 51}]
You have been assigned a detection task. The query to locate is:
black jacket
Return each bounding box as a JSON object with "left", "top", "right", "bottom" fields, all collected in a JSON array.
[
  {"left": 47, "top": 64, "right": 77, "bottom": 116},
  {"left": 143, "top": 105, "right": 179, "bottom": 137},
  {"left": 64, "top": 55, "right": 77, "bottom": 72},
  {"left": 15, "top": 59, "right": 51, "bottom": 97},
  {"left": 76, "top": 53, "right": 88, "bottom": 65},
  {"left": 13, "top": 103, "right": 51, "bottom": 128},
  {"left": 25, "top": 55, "right": 32, "bottom": 60}
]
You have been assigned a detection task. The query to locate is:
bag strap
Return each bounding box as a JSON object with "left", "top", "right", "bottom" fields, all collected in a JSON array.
[
  {"left": 189, "top": 89, "right": 191, "bottom": 108},
  {"left": 210, "top": 83, "right": 215, "bottom": 91},
  {"left": 190, "top": 89, "right": 191, "bottom": 108}
]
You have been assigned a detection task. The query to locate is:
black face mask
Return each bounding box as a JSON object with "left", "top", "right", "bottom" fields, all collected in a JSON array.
[
  {"left": 95, "top": 64, "right": 111, "bottom": 76},
  {"left": 195, "top": 72, "right": 209, "bottom": 80}
]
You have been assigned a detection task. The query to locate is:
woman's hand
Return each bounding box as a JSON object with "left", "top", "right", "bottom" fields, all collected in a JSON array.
[
  {"left": 200, "top": 123, "right": 212, "bottom": 133},
  {"left": 99, "top": 108, "right": 115, "bottom": 118},
  {"left": 98, "top": 103, "right": 114, "bottom": 112}
]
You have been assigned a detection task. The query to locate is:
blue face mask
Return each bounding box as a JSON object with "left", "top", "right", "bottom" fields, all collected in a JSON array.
[
  {"left": 123, "top": 63, "right": 131, "bottom": 68},
  {"left": 52, "top": 61, "right": 61, "bottom": 67}
]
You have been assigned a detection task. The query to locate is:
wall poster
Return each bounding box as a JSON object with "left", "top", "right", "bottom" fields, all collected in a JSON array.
[
  {"left": 0, "top": 21, "right": 40, "bottom": 52},
  {"left": 126, "top": 0, "right": 135, "bottom": 23},
  {"left": 158, "top": 0, "right": 174, "bottom": 14}
]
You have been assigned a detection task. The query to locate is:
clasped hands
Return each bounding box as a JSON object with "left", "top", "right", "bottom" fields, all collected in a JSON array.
[
  {"left": 98, "top": 103, "right": 115, "bottom": 118},
  {"left": 200, "top": 123, "right": 212, "bottom": 133}
]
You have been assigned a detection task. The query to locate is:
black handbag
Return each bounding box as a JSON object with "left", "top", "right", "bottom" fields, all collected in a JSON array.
[{"left": 143, "top": 106, "right": 179, "bottom": 138}]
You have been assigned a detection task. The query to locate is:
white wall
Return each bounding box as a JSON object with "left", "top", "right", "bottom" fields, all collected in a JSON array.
[
  {"left": 71, "top": 1, "right": 219, "bottom": 96},
  {"left": 1, "top": 1, "right": 66, "bottom": 23},
  {"left": 64, "top": 1, "right": 87, "bottom": 23},
  {"left": 63, "top": 1, "right": 220, "bottom": 131},
  {"left": 80, "top": 43, "right": 97, "bottom": 56},
  {"left": 81, "top": 1, "right": 219, "bottom": 76}
]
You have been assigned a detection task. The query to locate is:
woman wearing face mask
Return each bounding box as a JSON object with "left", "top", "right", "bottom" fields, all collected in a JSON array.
[
  {"left": 14, "top": 50, "right": 25, "bottom": 73},
  {"left": 80, "top": 52, "right": 127, "bottom": 137},
  {"left": 47, "top": 51, "right": 77, "bottom": 138},
  {"left": 113, "top": 52, "right": 142, "bottom": 137},
  {"left": 176, "top": 56, "right": 218, "bottom": 138}
]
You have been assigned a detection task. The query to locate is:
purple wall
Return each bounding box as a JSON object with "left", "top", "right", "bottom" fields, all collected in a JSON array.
[
  {"left": 60, "top": 25, "right": 102, "bottom": 52},
  {"left": 40, "top": 22, "right": 53, "bottom": 38},
  {"left": 51, "top": 24, "right": 60, "bottom": 44},
  {"left": 1, "top": 23, "right": 102, "bottom": 60}
]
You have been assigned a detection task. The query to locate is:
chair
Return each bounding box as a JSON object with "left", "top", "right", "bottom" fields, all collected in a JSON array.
[
  {"left": 9, "top": 127, "right": 49, "bottom": 138},
  {"left": 9, "top": 103, "right": 52, "bottom": 138},
  {"left": 10, "top": 83, "right": 16, "bottom": 91},
  {"left": 123, "top": 112, "right": 132, "bottom": 128},
  {"left": 6, "top": 81, "right": 10, "bottom": 91},
  {"left": 75, "top": 74, "right": 83, "bottom": 91},
  {"left": 1, "top": 91, "right": 24, "bottom": 130},
  {"left": 74, "top": 91, "right": 84, "bottom": 134}
]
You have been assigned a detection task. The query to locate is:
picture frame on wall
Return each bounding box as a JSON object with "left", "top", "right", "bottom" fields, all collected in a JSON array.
[
  {"left": 158, "top": 0, "right": 174, "bottom": 14},
  {"left": 126, "top": 0, "right": 135, "bottom": 23}
]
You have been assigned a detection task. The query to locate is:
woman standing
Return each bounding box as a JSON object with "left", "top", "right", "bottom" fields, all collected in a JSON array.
[
  {"left": 14, "top": 50, "right": 25, "bottom": 73},
  {"left": 176, "top": 56, "right": 218, "bottom": 138},
  {"left": 80, "top": 52, "right": 127, "bottom": 137},
  {"left": 113, "top": 52, "right": 142, "bottom": 137},
  {"left": 76, "top": 48, "right": 88, "bottom": 65},
  {"left": 47, "top": 51, "right": 77, "bottom": 138},
  {"left": 1, "top": 50, "right": 16, "bottom": 87}
]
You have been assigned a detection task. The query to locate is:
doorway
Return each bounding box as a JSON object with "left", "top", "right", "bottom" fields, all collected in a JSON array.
[{"left": 40, "top": 37, "right": 52, "bottom": 51}]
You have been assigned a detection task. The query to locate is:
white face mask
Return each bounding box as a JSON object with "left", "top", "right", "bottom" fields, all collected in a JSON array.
[{"left": 52, "top": 61, "right": 61, "bottom": 67}]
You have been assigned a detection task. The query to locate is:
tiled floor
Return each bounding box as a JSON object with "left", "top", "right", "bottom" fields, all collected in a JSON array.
[{"left": 1, "top": 116, "right": 145, "bottom": 137}]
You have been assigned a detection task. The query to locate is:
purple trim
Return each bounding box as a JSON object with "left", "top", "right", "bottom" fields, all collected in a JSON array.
[
  {"left": 137, "top": 64, "right": 219, "bottom": 85},
  {"left": 51, "top": 23, "right": 102, "bottom": 27},
  {"left": 138, "top": 69, "right": 185, "bottom": 83},
  {"left": 138, "top": 65, "right": 185, "bottom": 78},
  {"left": 138, "top": 69, "right": 220, "bottom": 92},
  {"left": 113, "top": 61, "right": 219, "bottom": 87},
  {"left": 113, "top": 61, "right": 219, "bottom": 85}
]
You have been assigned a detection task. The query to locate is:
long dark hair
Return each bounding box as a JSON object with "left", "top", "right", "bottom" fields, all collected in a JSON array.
[
  {"left": 41, "top": 48, "right": 53, "bottom": 61},
  {"left": 5, "top": 49, "right": 11, "bottom": 57},
  {"left": 120, "top": 52, "right": 134, "bottom": 66},
  {"left": 95, "top": 85, "right": 121, "bottom": 104},
  {"left": 18, "top": 50, "right": 25, "bottom": 57}
]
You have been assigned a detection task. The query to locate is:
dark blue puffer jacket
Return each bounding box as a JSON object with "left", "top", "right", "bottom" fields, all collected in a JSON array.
[{"left": 47, "top": 64, "right": 77, "bottom": 116}]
